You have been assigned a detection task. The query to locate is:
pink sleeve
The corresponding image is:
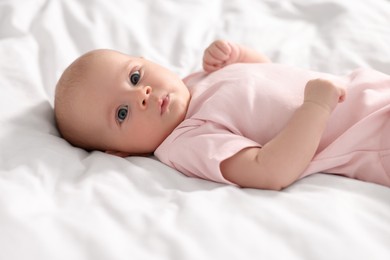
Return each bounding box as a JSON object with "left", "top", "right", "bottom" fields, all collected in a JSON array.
[{"left": 156, "top": 122, "right": 261, "bottom": 185}]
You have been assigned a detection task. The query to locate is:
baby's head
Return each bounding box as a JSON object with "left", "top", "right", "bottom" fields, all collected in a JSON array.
[{"left": 55, "top": 49, "right": 190, "bottom": 156}]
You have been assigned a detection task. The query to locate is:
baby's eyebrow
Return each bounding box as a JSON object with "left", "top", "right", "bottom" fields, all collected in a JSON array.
[
  {"left": 124, "top": 60, "right": 135, "bottom": 73},
  {"left": 107, "top": 103, "right": 115, "bottom": 130}
]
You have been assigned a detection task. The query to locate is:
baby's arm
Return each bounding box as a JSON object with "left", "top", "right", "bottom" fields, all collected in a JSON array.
[
  {"left": 203, "top": 40, "right": 271, "bottom": 73},
  {"left": 220, "top": 79, "right": 346, "bottom": 190}
]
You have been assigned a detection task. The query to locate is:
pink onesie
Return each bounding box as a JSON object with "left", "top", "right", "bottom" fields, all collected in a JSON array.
[{"left": 155, "top": 63, "right": 390, "bottom": 187}]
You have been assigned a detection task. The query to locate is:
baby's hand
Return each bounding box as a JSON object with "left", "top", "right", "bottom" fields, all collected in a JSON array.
[
  {"left": 203, "top": 40, "right": 240, "bottom": 73},
  {"left": 304, "top": 79, "right": 346, "bottom": 113}
]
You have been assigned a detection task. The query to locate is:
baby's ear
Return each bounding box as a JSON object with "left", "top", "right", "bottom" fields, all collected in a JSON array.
[{"left": 105, "top": 150, "right": 130, "bottom": 158}]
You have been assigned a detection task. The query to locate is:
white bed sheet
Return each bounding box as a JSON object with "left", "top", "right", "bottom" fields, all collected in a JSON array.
[{"left": 1, "top": 0, "right": 390, "bottom": 259}]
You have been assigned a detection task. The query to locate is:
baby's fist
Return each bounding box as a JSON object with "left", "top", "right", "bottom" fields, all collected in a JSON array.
[
  {"left": 304, "top": 78, "right": 346, "bottom": 113},
  {"left": 203, "top": 40, "right": 239, "bottom": 73}
]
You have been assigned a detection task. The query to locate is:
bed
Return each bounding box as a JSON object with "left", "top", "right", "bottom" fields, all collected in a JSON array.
[{"left": 1, "top": 0, "right": 390, "bottom": 259}]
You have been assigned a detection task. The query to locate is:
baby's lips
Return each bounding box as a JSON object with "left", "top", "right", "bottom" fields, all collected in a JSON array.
[{"left": 159, "top": 94, "right": 170, "bottom": 115}]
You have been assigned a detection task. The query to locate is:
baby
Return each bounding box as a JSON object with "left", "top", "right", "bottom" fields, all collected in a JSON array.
[{"left": 55, "top": 40, "right": 390, "bottom": 190}]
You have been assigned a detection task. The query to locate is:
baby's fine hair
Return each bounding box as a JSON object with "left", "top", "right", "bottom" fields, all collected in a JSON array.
[{"left": 54, "top": 51, "right": 99, "bottom": 151}]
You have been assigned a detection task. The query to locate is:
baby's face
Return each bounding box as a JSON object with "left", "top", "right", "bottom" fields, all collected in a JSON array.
[{"left": 71, "top": 50, "right": 190, "bottom": 155}]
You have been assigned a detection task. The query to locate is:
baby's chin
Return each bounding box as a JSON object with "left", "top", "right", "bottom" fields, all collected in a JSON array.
[{"left": 123, "top": 137, "right": 166, "bottom": 156}]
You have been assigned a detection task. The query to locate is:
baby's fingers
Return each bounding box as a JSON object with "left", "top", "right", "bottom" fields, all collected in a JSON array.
[
  {"left": 203, "top": 40, "right": 232, "bottom": 72},
  {"left": 203, "top": 61, "right": 223, "bottom": 73},
  {"left": 338, "top": 87, "right": 347, "bottom": 103},
  {"left": 208, "top": 40, "right": 231, "bottom": 60}
]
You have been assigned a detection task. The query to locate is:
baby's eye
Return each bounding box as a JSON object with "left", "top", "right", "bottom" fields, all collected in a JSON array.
[
  {"left": 130, "top": 71, "right": 140, "bottom": 85},
  {"left": 116, "top": 105, "right": 128, "bottom": 123}
]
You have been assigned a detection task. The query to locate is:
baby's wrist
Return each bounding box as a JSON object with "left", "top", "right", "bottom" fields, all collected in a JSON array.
[
  {"left": 302, "top": 100, "right": 333, "bottom": 115},
  {"left": 227, "top": 42, "right": 241, "bottom": 64}
]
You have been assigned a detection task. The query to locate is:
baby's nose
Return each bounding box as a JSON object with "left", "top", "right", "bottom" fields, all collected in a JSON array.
[{"left": 139, "top": 86, "right": 152, "bottom": 109}]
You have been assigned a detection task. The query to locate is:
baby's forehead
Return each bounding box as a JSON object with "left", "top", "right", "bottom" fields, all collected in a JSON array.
[
  {"left": 66, "top": 49, "right": 138, "bottom": 97},
  {"left": 67, "top": 50, "right": 122, "bottom": 76},
  {"left": 82, "top": 50, "right": 133, "bottom": 75},
  {"left": 85, "top": 49, "right": 132, "bottom": 63}
]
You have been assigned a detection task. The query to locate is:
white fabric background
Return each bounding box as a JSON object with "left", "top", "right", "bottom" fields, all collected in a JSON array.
[{"left": 1, "top": 0, "right": 390, "bottom": 259}]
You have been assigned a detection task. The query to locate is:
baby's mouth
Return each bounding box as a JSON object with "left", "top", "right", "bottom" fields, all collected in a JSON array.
[{"left": 160, "top": 94, "right": 170, "bottom": 115}]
